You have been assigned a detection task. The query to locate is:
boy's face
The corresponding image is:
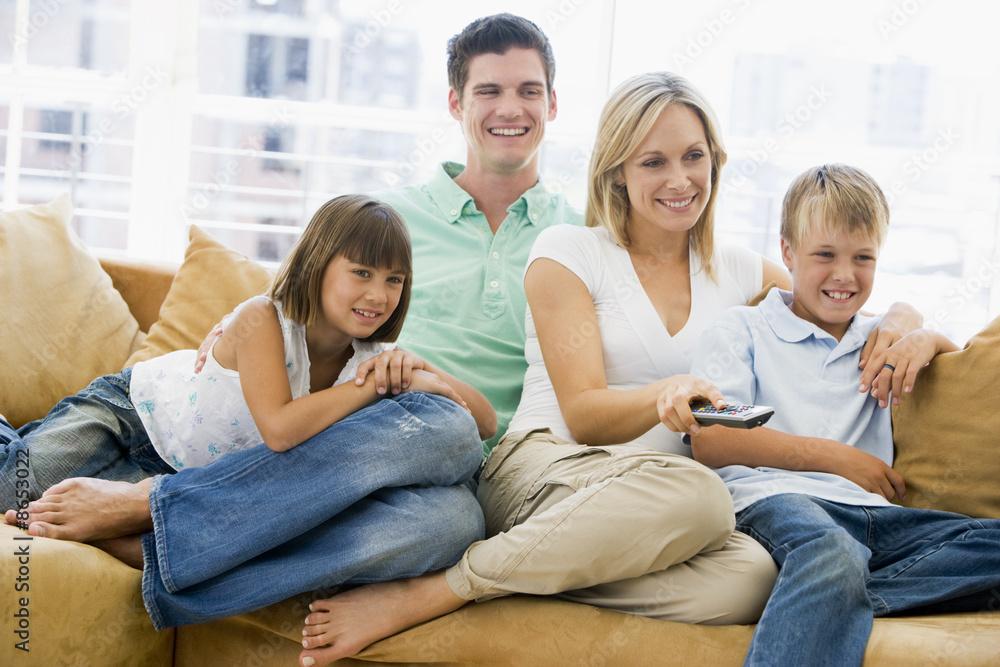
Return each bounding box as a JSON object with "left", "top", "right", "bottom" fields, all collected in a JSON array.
[
  {"left": 780, "top": 224, "right": 879, "bottom": 340},
  {"left": 448, "top": 47, "right": 557, "bottom": 176}
]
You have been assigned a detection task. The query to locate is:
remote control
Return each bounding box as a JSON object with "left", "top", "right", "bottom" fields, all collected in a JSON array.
[{"left": 691, "top": 403, "right": 774, "bottom": 429}]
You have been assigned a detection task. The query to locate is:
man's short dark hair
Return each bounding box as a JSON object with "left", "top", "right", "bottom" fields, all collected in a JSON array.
[{"left": 447, "top": 13, "right": 555, "bottom": 101}]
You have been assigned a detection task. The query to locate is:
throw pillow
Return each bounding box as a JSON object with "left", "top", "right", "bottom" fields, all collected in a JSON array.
[
  {"left": 125, "top": 225, "right": 274, "bottom": 366},
  {"left": 0, "top": 194, "right": 142, "bottom": 427},
  {"left": 892, "top": 316, "right": 1000, "bottom": 519}
]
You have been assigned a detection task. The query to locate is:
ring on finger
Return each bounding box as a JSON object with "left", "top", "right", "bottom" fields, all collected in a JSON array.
[{"left": 883, "top": 364, "right": 895, "bottom": 372}]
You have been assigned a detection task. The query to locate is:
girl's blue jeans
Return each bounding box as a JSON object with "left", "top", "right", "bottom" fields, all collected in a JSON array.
[
  {"left": 0, "top": 368, "right": 175, "bottom": 512},
  {"left": 737, "top": 493, "right": 1000, "bottom": 667},
  {"left": 140, "top": 390, "right": 485, "bottom": 630},
  {"left": 2, "top": 386, "right": 484, "bottom": 630}
]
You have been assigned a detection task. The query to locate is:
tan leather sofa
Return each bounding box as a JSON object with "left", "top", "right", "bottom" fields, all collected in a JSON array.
[{"left": 2, "top": 199, "right": 999, "bottom": 665}]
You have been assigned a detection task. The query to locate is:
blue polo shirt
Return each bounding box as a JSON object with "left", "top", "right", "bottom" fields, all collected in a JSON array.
[
  {"left": 378, "top": 162, "right": 584, "bottom": 453},
  {"left": 690, "top": 288, "right": 894, "bottom": 512}
]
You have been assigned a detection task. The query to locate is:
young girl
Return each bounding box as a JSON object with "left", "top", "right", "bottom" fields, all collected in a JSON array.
[{"left": 1, "top": 194, "right": 470, "bottom": 506}]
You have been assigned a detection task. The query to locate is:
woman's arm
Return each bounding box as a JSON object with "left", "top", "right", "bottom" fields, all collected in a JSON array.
[
  {"left": 524, "top": 258, "right": 716, "bottom": 445},
  {"left": 762, "top": 256, "right": 792, "bottom": 290}
]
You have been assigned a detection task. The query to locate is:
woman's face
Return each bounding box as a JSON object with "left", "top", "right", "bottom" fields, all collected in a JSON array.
[{"left": 620, "top": 104, "right": 712, "bottom": 240}]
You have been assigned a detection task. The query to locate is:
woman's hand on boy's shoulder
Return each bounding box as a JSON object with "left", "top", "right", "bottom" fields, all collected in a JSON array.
[{"left": 861, "top": 328, "right": 959, "bottom": 408}]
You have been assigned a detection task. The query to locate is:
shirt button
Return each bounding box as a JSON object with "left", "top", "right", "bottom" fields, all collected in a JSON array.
[
  {"left": 450, "top": 209, "right": 458, "bottom": 216},
  {"left": 492, "top": 251, "right": 500, "bottom": 260},
  {"left": 490, "top": 280, "right": 499, "bottom": 288},
  {"left": 531, "top": 213, "right": 539, "bottom": 220}
]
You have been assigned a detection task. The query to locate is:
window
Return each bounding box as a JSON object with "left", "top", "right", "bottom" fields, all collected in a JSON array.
[{"left": 1, "top": 0, "right": 998, "bottom": 343}]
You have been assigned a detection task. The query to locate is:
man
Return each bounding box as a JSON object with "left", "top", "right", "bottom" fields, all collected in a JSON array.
[{"left": 377, "top": 13, "right": 583, "bottom": 452}]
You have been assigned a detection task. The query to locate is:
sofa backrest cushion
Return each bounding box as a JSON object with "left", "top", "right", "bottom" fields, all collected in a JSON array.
[
  {"left": 892, "top": 315, "right": 1000, "bottom": 519},
  {"left": 0, "top": 195, "right": 142, "bottom": 427},
  {"left": 125, "top": 224, "right": 274, "bottom": 367}
]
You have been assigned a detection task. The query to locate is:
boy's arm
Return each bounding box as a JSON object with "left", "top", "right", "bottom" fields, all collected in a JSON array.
[
  {"left": 690, "top": 313, "right": 906, "bottom": 501},
  {"left": 690, "top": 427, "right": 906, "bottom": 501}
]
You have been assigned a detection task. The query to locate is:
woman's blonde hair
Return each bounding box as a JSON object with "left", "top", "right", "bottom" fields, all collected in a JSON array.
[
  {"left": 269, "top": 194, "right": 412, "bottom": 343},
  {"left": 586, "top": 72, "right": 727, "bottom": 278}
]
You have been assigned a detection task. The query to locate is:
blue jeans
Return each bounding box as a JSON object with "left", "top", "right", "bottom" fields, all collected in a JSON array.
[
  {"left": 0, "top": 368, "right": 175, "bottom": 511},
  {"left": 736, "top": 494, "right": 1000, "bottom": 667},
  {"left": 140, "top": 390, "right": 485, "bottom": 630}
]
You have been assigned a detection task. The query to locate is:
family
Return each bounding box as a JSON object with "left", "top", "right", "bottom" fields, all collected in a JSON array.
[{"left": 3, "top": 13, "right": 1000, "bottom": 667}]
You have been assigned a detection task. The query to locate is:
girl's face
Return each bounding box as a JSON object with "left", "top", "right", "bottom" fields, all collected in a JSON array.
[
  {"left": 620, "top": 104, "right": 712, "bottom": 241},
  {"left": 318, "top": 255, "right": 406, "bottom": 340}
]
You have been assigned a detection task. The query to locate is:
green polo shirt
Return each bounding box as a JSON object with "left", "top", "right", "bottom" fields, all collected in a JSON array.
[{"left": 378, "top": 162, "right": 583, "bottom": 454}]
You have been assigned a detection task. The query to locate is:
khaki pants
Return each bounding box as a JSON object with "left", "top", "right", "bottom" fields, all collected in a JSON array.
[{"left": 445, "top": 429, "right": 776, "bottom": 625}]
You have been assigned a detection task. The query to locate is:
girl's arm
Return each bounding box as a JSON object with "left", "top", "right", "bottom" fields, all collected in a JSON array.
[
  {"left": 690, "top": 426, "right": 907, "bottom": 501},
  {"left": 354, "top": 349, "right": 498, "bottom": 441},
  {"left": 524, "top": 258, "right": 716, "bottom": 446},
  {"left": 215, "top": 299, "right": 382, "bottom": 452}
]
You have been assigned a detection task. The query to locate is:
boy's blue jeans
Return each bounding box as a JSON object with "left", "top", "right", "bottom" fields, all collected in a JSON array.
[
  {"left": 0, "top": 368, "right": 175, "bottom": 510},
  {"left": 736, "top": 493, "right": 1000, "bottom": 667},
  {"left": 141, "top": 390, "right": 485, "bottom": 630}
]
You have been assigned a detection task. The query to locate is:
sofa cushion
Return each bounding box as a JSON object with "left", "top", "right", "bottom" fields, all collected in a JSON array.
[
  {"left": 125, "top": 225, "right": 274, "bottom": 366},
  {"left": 0, "top": 195, "right": 142, "bottom": 428},
  {"left": 892, "top": 316, "right": 1000, "bottom": 519}
]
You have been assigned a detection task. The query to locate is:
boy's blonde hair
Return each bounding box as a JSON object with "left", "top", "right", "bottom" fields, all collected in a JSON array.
[
  {"left": 586, "top": 71, "right": 727, "bottom": 280},
  {"left": 270, "top": 194, "right": 412, "bottom": 343},
  {"left": 781, "top": 164, "right": 890, "bottom": 250}
]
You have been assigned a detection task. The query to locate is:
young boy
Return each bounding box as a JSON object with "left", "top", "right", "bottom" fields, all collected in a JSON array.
[{"left": 689, "top": 164, "right": 1000, "bottom": 667}]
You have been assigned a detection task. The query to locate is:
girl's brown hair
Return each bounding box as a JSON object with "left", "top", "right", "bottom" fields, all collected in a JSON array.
[{"left": 270, "top": 194, "right": 412, "bottom": 342}]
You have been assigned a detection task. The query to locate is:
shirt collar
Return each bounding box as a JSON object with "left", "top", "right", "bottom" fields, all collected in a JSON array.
[
  {"left": 428, "top": 161, "right": 552, "bottom": 226},
  {"left": 760, "top": 288, "right": 878, "bottom": 350}
]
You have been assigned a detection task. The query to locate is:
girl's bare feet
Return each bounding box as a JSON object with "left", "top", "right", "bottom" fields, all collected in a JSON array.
[
  {"left": 298, "top": 571, "right": 466, "bottom": 667},
  {"left": 12, "top": 477, "right": 154, "bottom": 542}
]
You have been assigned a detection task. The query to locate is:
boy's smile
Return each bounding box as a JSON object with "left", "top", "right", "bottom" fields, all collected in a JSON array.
[{"left": 781, "top": 227, "right": 879, "bottom": 340}]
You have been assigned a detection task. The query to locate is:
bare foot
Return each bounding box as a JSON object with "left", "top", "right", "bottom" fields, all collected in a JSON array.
[
  {"left": 298, "top": 571, "right": 466, "bottom": 667},
  {"left": 21, "top": 477, "right": 154, "bottom": 542},
  {"left": 90, "top": 535, "right": 144, "bottom": 569}
]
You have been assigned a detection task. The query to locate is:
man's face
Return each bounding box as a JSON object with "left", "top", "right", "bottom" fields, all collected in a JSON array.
[{"left": 448, "top": 47, "right": 557, "bottom": 176}]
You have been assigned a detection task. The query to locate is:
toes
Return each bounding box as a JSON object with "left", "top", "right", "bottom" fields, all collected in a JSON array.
[
  {"left": 300, "top": 644, "right": 355, "bottom": 667},
  {"left": 302, "top": 622, "right": 327, "bottom": 638},
  {"left": 27, "top": 522, "right": 49, "bottom": 538},
  {"left": 308, "top": 598, "right": 335, "bottom": 613}
]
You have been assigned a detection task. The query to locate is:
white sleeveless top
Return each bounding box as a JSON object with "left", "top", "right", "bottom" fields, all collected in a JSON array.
[
  {"left": 507, "top": 225, "right": 763, "bottom": 455},
  {"left": 130, "top": 296, "right": 391, "bottom": 469}
]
